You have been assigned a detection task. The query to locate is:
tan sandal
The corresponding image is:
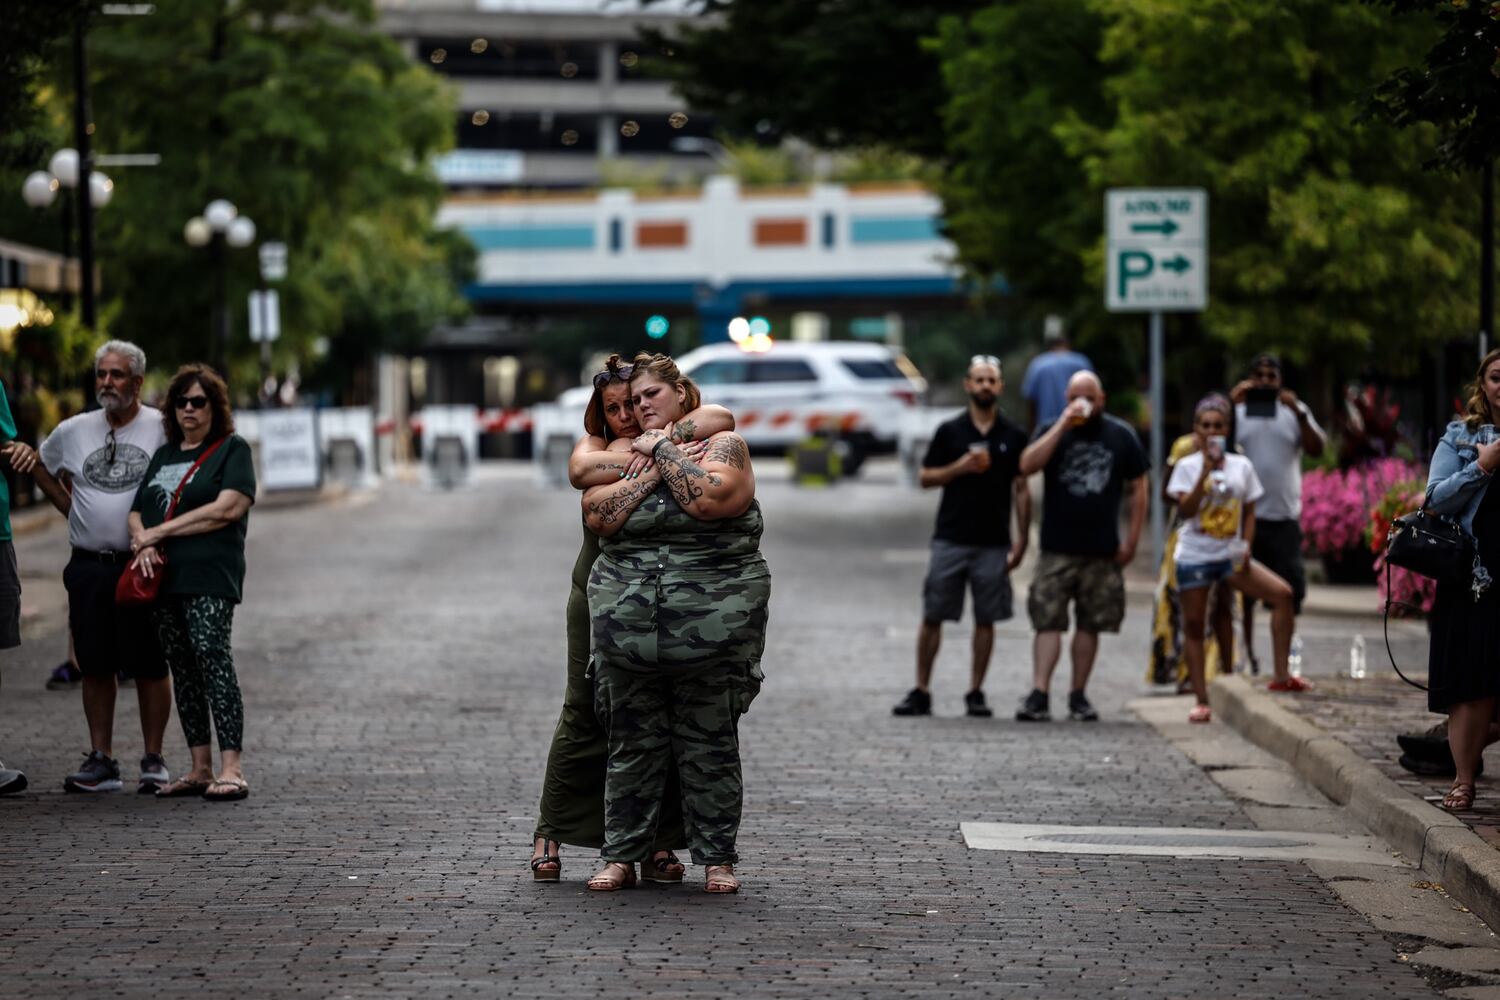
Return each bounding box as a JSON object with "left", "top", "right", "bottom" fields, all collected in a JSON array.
[
  {"left": 587, "top": 862, "right": 637, "bottom": 892},
  {"left": 203, "top": 776, "right": 249, "bottom": 801},
  {"left": 155, "top": 776, "right": 212, "bottom": 798},
  {"left": 704, "top": 864, "right": 739, "bottom": 894}
]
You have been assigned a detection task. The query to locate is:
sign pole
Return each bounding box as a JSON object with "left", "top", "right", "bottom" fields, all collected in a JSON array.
[{"left": 1149, "top": 310, "right": 1165, "bottom": 569}]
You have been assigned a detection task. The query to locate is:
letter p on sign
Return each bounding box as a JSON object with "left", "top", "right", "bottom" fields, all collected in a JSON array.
[{"left": 1117, "top": 250, "right": 1154, "bottom": 300}]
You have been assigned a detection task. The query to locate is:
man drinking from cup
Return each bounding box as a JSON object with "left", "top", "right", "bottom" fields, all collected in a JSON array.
[
  {"left": 893, "top": 356, "right": 1031, "bottom": 718},
  {"left": 1015, "top": 371, "right": 1148, "bottom": 722}
]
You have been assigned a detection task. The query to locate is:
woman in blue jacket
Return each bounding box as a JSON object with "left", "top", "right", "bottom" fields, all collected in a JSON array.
[{"left": 1426, "top": 349, "right": 1500, "bottom": 810}]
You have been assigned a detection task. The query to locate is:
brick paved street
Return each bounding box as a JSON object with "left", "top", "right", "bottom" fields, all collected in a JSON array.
[{"left": 0, "top": 461, "right": 1473, "bottom": 997}]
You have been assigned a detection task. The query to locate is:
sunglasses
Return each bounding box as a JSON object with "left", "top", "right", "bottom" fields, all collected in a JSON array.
[
  {"left": 593, "top": 365, "right": 634, "bottom": 389},
  {"left": 175, "top": 395, "right": 210, "bottom": 411},
  {"left": 969, "top": 354, "right": 1001, "bottom": 370},
  {"left": 105, "top": 428, "right": 117, "bottom": 465}
]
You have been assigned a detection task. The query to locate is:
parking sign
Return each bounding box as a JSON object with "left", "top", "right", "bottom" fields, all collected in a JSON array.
[{"left": 1105, "top": 189, "right": 1207, "bottom": 312}]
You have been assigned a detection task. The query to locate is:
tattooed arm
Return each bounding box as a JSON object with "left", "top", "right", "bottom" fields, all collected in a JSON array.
[
  {"left": 632, "top": 429, "right": 755, "bottom": 521},
  {"left": 568, "top": 404, "right": 737, "bottom": 488},
  {"left": 581, "top": 461, "right": 664, "bottom": 537}
]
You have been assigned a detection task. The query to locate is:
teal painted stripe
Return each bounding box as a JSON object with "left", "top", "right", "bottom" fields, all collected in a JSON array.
[
  {"left": 850, "top": 215, "right": 940, "bottom": 244},
  {"left": 465, "top": 224, "right": 595, "bottom": 250}
]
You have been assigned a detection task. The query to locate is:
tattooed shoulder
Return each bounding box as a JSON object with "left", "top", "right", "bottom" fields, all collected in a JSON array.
[{"left": 705, "top": 434, "right": 748, "bottom": 469}]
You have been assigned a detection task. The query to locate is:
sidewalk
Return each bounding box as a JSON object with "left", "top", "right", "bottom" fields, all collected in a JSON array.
[{"left": 1212, "top": 671, "right": 1500, "bottom": 932}]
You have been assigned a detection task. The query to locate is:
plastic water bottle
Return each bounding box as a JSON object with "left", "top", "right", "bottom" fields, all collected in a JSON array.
[
  {"left": 1349, "top": 635, "right": 1367, "bottom": 680},
  {"left": 1289, "top": 634, "right": 1304, "bottom": 678}
]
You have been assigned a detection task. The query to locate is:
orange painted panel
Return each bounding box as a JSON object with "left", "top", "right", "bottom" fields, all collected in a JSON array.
[
  {"left": 754, "top": 218, "right": 807, "bottom": 246},
  {"left": 637, "top": 221, "right": 688, "bottom": 248}
]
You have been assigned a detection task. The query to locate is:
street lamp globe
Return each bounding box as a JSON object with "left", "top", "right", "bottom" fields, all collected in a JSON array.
[
  {"left": 203, "top": 199, "right": 237, "bottom": 232},
  {"left": 183, "top": 216, "right": 212, "bottom": 247},
  {"left": 21, "top": 171, "right": 58, "bottom": 209},
  {"left": 48, "top": 148, "right": 79, "bottom": 188},
  {"left": 88, "top": 172, "right": 113, "bottom": 209},
  {"left": 225, "top": 215, "right": 256, "bottom": 248}
]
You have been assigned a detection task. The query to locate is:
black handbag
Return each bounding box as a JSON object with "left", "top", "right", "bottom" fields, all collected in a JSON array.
[
  {"left": 1385, "top": 508, "right": 1473, "bottom": 582},
  {"left": 1382, "top": 508, "right": 1476, "bottom": 692}
]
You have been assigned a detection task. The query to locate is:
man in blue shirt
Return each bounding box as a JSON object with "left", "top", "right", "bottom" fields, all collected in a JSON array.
[{"left": 1021, "top": 328, "right": 1093, "bottom": 431}]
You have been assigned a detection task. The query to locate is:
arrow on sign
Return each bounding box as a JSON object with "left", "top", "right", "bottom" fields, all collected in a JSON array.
[
  {"left": 1161, "top": 255, "right": 1191, "bottom": 274},
  {"left": 1130, "top": 218, "right": 1179, "bottom": 237}
]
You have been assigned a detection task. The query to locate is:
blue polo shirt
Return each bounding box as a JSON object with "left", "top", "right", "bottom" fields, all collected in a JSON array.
[{"left": 1022, "top": 350, "right": 1093, "bottom": 426}]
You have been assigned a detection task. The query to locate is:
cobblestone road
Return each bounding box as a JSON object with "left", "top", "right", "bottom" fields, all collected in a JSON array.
[{"left": 0, "top": 462, "right": 1459, "bottom": 997}]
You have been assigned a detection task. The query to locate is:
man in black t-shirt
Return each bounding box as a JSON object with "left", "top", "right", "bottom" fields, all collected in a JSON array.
[
  {"left": 893, "top": 357, "right": 1031, "bottom": 718},
  {"left": 1015, "top": 370, "right": 1148, "bottom": 723}
]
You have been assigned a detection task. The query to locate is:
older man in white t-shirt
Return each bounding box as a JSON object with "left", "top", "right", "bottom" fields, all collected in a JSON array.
[
  {"left": 1230, "top": 353, "right": 1326, "bottom": 674},
  {"left": 34, "top": 341, "right": 172, "bottom": 794}
]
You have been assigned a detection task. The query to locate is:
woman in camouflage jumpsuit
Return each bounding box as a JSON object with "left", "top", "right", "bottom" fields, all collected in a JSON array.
[
  {"left": 530, "top": 360, "right": 734, "bottom": 882},
  {"left": 581, "top": 353, "right": 770, "bottom": 894}
]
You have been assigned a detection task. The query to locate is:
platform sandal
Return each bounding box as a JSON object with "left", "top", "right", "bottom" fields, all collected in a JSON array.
[
  {"left": 641, "top": 851, "right": 685, "bottom": 883},
  {"left": 530, "top": 839, "right": 560, "bottom": 882}
]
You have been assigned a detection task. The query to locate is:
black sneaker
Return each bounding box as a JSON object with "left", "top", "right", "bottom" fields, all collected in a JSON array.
[
  {"left": 1015, "top": 690, "right": 1050, "bottom": 722},
  {"left": 1068, "top": 690, "right": 1100, "bottom": 722},
  {"left": 138, "top": 753, "right": 170, "bottom": 794},
  {"left": 64, "top": 751, "right": 122, "bottom": 793},
  {"left": 892, "top": 688, "right": 932, "bottom": 716},
  {"left": 0, "top": 763, "right": 27, "bottom": 795},
  {"left": 964, "top": 690, "right": 994, "bottom": 718},
  {"left": 45, "top": 662, "right": 82, "bottom": 690}
]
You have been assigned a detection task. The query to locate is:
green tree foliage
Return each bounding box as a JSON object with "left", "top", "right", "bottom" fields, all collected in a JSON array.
[
  {"left": 1, "top": 0, "right": 473, "bottom": 395},
  {"left": 639, "top": 0, "right": 988, "bottom": 159},
  {"left": 0, "top": 1, "right": 88, "bottom": 169},
  {"left": 933, "top": 0, "right": 1474, "bottom": 370},
  {"left": 1367, "top": 0, "right": 1500, "bottom": 171}
]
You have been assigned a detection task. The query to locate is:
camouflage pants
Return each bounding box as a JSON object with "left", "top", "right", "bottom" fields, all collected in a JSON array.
[{"left": 589, "top": 559, "right": 769, "bottom": 866}]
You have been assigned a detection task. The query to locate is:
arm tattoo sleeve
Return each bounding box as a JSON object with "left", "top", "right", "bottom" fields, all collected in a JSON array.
[
  {"left": 704, "top": 435, "right": 748, "bottom": 470},
  {"left": 586, "top": 477, "right": 655, "bottom": 525},
  {"left": 652, "top": 440, "right": 722, "bottom": 508}
]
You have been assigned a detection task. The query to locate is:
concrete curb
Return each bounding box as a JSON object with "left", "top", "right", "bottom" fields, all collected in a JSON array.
[{"left": 1211, "top": 674, "right": 1500, "bottom": 930}]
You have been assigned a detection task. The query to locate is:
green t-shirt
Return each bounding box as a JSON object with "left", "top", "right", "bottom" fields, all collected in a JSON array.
[
  {"left": 132, "top": 434, "right": 256, "bottom": 602},
  {"left": 0, "top": 381, "right": 14, "bottom": 542}
]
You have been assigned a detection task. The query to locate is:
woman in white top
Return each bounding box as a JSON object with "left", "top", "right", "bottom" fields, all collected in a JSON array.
[{"left": 1167, "top": 394, "right": 1298, "bottom": 723}]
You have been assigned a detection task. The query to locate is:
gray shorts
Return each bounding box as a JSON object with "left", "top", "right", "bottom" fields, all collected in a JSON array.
[
  {"left": 0, "top": 540, "right": 19, "bottom": 650},
  {"left": 922, "top": 539, "right": 1013, "bottom": 624}
]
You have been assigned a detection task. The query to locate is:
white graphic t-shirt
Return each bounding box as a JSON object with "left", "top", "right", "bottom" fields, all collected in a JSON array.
[
  {"left": 1168, "top": 451, "right": 1265, "bottom": 565},
  {"left": 40, "top": 407, "right": 166, "bottom": 553}
]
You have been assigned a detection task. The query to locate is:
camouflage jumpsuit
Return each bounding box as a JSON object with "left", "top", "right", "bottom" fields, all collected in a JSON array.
[{"left": 589, "top": 483, "right": 770, "bottom": 866}]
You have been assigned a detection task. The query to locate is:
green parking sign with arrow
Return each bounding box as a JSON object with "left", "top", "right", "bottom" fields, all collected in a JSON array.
[{"left": 1105, "top": 188, "right": 1207, "bottom": 312}]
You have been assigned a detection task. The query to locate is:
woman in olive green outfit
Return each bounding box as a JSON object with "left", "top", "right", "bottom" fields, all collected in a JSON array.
[
  {"left": 530, "top": 359, "right": 733, "bottom": 880},
  {"left": 127, "top": 364, "right": 256, "bottom": 802}
]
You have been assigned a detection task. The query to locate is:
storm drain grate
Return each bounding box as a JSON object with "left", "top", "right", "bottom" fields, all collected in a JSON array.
[{"left": 961, "top": 822, "right": 1408, "bottom": 866}]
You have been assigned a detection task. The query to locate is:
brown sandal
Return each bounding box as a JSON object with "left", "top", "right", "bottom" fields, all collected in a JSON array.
[
  {"left": 530, "top": 839, "right": 560, "bottom": 882},
  {"left": 704, "top": 864, "right": 739, "bottom": 894},
  {"left": 587, "top": 862, "right": 637, "bottom": 892},
  {"left": 641, "top": 851, "right": 684, "bottom": 883},
  {"left": 1443, "top": 781, "right": 1476, "bottom": 811},
  {"left": 155, "top": 776, "right": 211, "bottom": 798}
]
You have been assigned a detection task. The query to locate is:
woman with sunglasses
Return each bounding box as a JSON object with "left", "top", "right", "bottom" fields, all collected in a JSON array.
[
  {"left": 531, "top": 354, "right": 734, "bottom": 882},
  {"left": 581, "top": 352, "right": 769, "bottom": 894},
  {"left": 127, "top": 364, "right": 256, "bottom": 801}
]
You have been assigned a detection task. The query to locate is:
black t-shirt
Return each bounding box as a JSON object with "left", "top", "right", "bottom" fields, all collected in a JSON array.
[
  {"left": 1036, "top": 413, "right": 1149, "bottom": 557},
  {"left": 922, "top": 410, "right": 1029, "bottom": 548},
  {"left": 132, "top": 434, "right": 257, "bottom": 602}
]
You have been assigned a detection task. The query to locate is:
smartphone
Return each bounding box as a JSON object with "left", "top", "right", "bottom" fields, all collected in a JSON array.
[
  {"left": 1206, "top": 435, "right": 1226, "bottom": 464},
  {"left": 1244, "top": 386, "right": 1279, "bottom": 419}
]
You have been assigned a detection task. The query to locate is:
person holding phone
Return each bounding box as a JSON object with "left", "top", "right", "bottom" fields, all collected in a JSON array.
[
  {"left": 1168, "top": 395, "right": 1301, "bottom": 724},
  {"left": 1230, "top": 354, "right": 1325, "bottom": 673}
]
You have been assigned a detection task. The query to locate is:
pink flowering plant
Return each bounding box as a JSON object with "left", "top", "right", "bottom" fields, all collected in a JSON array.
[{"left": 1301, "top": 458, "right": 1426, "bottom": 557}]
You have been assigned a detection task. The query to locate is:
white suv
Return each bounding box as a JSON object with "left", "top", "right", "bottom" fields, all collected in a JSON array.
[{"left": 675, "top": 341, "right": 927, "bottom": 461}]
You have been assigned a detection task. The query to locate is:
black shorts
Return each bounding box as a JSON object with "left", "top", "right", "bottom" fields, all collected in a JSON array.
[
  {"left": 1251, "top": 518, "right": 1306, "bottom": 614},
  {"left": 63, "top": 552, "right": 167, "bottom": 680},
  {"left": 0, "top": 540, "right": 19, "bottom": 650}
]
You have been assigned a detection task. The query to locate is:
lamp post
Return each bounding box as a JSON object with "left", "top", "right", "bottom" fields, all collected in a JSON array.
[
  {"left": 21, "top": 150, "right": 113, "bottom": 309},
  {"left": 184, "top": 199, "right": 255, "bottom": 371}
]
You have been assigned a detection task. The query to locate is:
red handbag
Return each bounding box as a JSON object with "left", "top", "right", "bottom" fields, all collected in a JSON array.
[{"left": 116, "top": 438, "right": 226, "bottom": 606}]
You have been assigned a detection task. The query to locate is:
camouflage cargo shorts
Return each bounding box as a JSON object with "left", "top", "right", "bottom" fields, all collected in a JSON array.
[{"left": 1026, "top": 551, "right": 1126, "bottom": 634}]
